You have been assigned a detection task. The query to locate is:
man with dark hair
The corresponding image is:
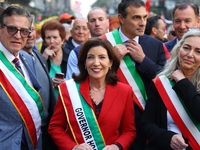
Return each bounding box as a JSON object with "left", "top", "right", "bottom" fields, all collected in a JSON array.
[
  {"left": 165, "top": 1, "right": 200, "bottom": 52},
  {"left": 101, "top": 0, "right": 166, "bottom": 149},
  {"left": 0, "top": 6, "right": 43, "bottom": 150},
  {"left": 145, "top": 15, "right": 166, "bottom": 42}
]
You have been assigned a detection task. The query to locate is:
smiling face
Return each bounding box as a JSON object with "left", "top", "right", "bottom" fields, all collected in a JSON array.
[
  {"left": 178, "top": 36, "right": 200, "bottom": 76},
  {"left": 44, "top": 29, "right": 65, "bottom": 52},
  {"left": 0, "top": 15, "right": 29, "bottom": 56},
  {"left": 85, "top": 46, "right": 113, "bottom": 83},
  {"left": 173, "top": 6, "right": 200, "bottom": 40},
  {"left": 70, "top": 18, "right": 90, "bottom": 44}
]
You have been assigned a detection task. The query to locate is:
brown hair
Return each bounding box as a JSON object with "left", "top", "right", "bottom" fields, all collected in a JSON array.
[
  {"left": 41, "top": 20, "right": 66, "bottom": 41},
  {"left": 73, "top": 37, "right": 120, "bottom": 85}
]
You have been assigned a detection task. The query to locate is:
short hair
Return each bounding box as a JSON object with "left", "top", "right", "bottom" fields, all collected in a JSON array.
[
  {"left": 172, "top": 1, "right": 199, "bottom": 20},
  {"left": 70, "top": 17, "right": 88, "bottom": 30},
  {"left": 145, "top": 15, "right": 161, "bottom": 35},
  {"left": 73, "top": 37, "right": 120, "bottom": 85},
  {"left": 0, "top": 6, "right": 31, "bottom": 28},
  {"left": 118, "top": 0, "right": 145, "bottom": 18},
  {"left": 41, "top": 20, "right": 66, "bottom": 41},
  {"left": 87, "top": 7, "right": 107, "bottom": 20},
  {"left": 157, "top": 29, "right": 200, "bottom": 93}
]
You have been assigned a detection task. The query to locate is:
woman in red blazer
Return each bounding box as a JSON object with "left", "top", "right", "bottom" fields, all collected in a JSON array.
[{"left": 48, "top": 37, "right": 136, "bottom": 150}]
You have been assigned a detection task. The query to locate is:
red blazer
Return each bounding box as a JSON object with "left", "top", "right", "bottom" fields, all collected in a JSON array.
[{"left": 48, "top": 77, "right": 136, "bottom": 150}]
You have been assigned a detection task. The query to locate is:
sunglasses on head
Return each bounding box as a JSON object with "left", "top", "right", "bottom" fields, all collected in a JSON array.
[{"left": 3, "top": 24, "right": 30, "bottom": 38}]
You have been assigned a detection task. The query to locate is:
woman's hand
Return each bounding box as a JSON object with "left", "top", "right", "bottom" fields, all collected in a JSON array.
[
  {"left": 169, "top": 70, "right": 185, "bottom": 82},
  {"left": 170, "top": 134, "right": 188, "bottom": 150},
  {"left": 102, "top": 144, "right": 119, "bottom": 150},
  {"left": 42, "top": 45, "right": 56, "bottom": 60},
  {"left": 52, "top": 77, "right": 65, "bottom": 87},
  {"left": 72, "top": 143, "right": 93, "bottom": 150}
]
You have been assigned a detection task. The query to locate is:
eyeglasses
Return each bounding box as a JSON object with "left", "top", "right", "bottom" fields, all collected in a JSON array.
[
  {"left": 169, "top": 31, "right": 176, "bottom": 36},
  {"left": 3, "top": 24, "right": 30, "bottom": 38}
]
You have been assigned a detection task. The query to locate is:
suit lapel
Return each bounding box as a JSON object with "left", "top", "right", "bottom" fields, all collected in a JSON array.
[
  {"left": 20, "top": 53, "right": 42, "bottom": 93},
  {"left": 98, "top": 84, "right": 118, "bottom": 124},
  {"left": 79, "top": 77, "right": 93, "bottom": 108},
  {"left": 79, "top": 77, "right": 118, "bottom": 124}
]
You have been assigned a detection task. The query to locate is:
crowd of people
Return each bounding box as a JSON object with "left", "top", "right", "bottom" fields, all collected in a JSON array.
[{"left": 0, "top": 0, "right": 200, "bottom": 150}]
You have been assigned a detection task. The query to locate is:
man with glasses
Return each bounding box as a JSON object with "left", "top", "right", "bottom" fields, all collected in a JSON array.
[
  {"left": 0, "top": 6, "right": 43, "bottom": 150},
  {"left": 165, "top": 1, "right": 200, "bottom": 52},
  {"left": 145, "top": 15, "right": 166, "bottom": 42}
]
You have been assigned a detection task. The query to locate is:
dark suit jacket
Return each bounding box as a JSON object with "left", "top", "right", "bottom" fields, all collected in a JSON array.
[
  {"left": 48, "top": 77, "right": 136, "bottom": 150},
  {"left": 0, "top": 52, "right": 42, "bottom": 150},
  {"left": 164, "top": 38, "right": 177, "bottom": 52},
  {"left": 141, "top": 78, "right": 200, "bottom": 150},
  {"left": 129, "top": 34, "right": 166, "bottom": 150},
  {"left": 21, "top": 50, "right": 58, "bottom": 150}
]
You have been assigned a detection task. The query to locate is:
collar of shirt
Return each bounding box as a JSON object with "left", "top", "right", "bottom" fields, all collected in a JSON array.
[
  {"left": 0, "top": 43, "right": 33, "bottom": 86},
  {"left": 0, "top": 42, "right": 19, "bottom": 62},
  {"left": 72, "top": 39, "right": 80, "bottom": 48},
  {"left": 119, "top": 27, "right": 139, "bottom": 43},
  {"left": 176, "top": 38, "right": 179, "bottom": 44}
]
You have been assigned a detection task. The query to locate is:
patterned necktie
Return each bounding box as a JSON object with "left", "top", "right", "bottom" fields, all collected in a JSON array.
[{"left": 12, "top": 58, "right": 25, "bottom": 77}]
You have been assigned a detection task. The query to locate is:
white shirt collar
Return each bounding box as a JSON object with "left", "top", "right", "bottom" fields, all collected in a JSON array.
[
  {"left": 118, "top": 27, "right": 139, "bottom": 43},
  {"left": 0, "top": 42, "right": 19, "bottom": 62},
  {"left": 72, "top": 39, "right": 80, "bottom": 48}
]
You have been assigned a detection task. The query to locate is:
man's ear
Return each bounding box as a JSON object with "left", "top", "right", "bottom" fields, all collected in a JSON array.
[
  {"left": 152, "top": 27, "right": 157, "bottom": 35},
  {"left": 118, "top": 14, "right": 124, "bottom": 25}
]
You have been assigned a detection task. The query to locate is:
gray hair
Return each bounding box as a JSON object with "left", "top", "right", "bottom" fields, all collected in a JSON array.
[
  {"left": 70, "top": 17, "right": 88, "bottom": 30},
  {"left": 0, "top": 5, "right": 31, "bottom": 28},
  {"left": 158, "top": 29, "right": 200, "bottom": 93}
]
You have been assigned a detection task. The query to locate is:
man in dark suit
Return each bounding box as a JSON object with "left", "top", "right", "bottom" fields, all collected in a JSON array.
[
  {"left": 21, "top": 22, "right": 58, "bottom": 150},
  {"left": 165, "top": 1, "right": 200, "bottom": 52},
  {"left": 101, "top": 0, "right": 166, "bottom": 149},
  {"left": 0, "top": 6, "right": 43, "bottom": 150}
]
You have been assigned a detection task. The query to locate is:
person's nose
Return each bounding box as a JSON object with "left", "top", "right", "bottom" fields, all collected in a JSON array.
[
  {"left": 50, "top": 38, "right": 54, "bottom": 43},
  {"left": 179, "top": 21, "right": 186, "bottom": 29},
  {"left": 93, "top": 57, "right": 100, "bottom": 65},
  {"left": 187, "top": 50, "right": 194, "bottom": 58},
  {"left": 13, "top": 30, "right": 21, "bottom": 38},
  {"left": 95, "top": 20, "right": 100, "bottom": 26},
  {"left": 139, "top": 18, "right": 146, "bottom": 26}
]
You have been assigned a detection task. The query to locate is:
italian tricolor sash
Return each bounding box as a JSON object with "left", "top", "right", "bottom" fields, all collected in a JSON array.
[
  {"left": 153, "top": 75, "right": 200, "bottom": 149},
  {"left": 0, "top": 50, "right": 44, "bottom": 148},
  {"left": 59, "top": 79, "right": 106, "bottom": 150},
  {"left": 101, "top": 29, "right": 147, "bottom": 111}
]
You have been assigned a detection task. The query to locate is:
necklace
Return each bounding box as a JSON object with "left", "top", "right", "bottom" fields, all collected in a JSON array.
[{"left": 91, "top": 85, "right": 106, "bottom": 92}]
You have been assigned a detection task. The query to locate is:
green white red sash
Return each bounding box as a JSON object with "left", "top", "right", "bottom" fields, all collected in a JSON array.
[
  {"left": 0, "top": 50, "right": 44, "bottom": 148},
  {"left": 153, "top": 75, "right": 200, "bottom": 149},
  {"left": 59, "top": 79, "right": 106, "bottom": 149},
  {"left": 101, "top": 29, "right": 147, "bottom": 111}
]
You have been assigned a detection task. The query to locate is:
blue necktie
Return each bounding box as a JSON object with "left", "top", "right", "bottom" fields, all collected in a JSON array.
[{"left": 12, "top": 58, "right": 25, "bottom": 77}]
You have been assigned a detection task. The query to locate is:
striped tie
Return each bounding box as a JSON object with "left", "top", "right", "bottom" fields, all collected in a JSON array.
[{"left": 12, "top": 58, "right": 25, "bottom": 77}]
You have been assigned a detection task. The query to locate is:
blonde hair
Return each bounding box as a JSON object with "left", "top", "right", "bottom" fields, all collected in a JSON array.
[{"left": 157, "top": 29, "right": 200, "bottom": 93}]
